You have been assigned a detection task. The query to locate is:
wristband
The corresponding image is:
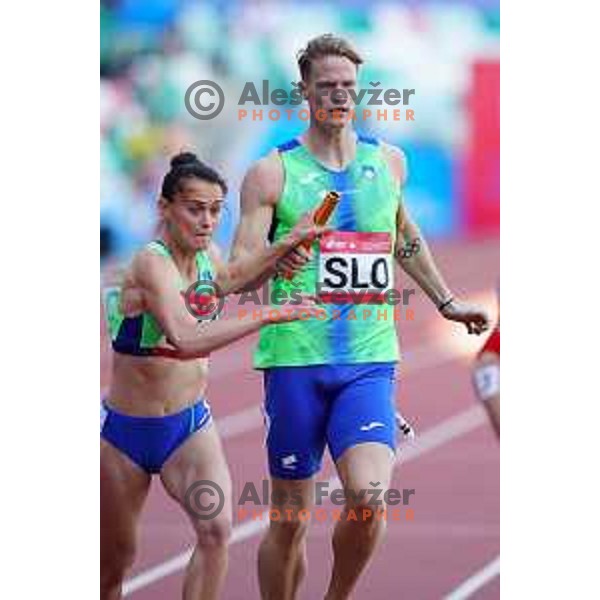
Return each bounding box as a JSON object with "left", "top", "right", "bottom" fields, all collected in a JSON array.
[{"left": 438, "top": 297, "right": 455, "bottom": 312}]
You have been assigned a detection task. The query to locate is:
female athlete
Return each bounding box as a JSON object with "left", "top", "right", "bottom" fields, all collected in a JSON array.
[{"left": 100, "top": 152, "right": 324, "bottom": 600}]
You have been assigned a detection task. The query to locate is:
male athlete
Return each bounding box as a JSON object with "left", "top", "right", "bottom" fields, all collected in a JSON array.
[{"left": 231, "top": 34, "right": 490, "bottom": 600}]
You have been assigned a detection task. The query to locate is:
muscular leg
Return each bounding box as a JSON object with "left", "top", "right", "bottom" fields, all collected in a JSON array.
[
  {"left": 258, "top": 478, "right": 314, "bottom": 600},
  {"left": 100, "top": 439, "right": 151, "bottom": 600},
  {"left": 325, "top": 443, "right": 394, "bottom": 600},
  {"left": 258, "top": 366, "right": 329, "bottom": 600},
  {"left": 160, "top": 422, "right": 232, "bottom": 600},
  {"left": 473, "top": 352, "right": 500, "bottom": 438}
]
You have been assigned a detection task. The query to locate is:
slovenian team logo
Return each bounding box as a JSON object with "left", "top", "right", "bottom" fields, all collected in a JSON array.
[{"left": 361, "top": 165, "right": 376, "bottom": 180}]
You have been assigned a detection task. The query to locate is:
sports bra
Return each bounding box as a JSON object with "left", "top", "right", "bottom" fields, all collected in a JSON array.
[{"left": 103, "top": 240, "right": 215, "bottom": 358}]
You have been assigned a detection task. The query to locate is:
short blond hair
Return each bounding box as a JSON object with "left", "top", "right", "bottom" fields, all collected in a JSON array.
[{"left": 297, "top": 34, "right": 363, "bottom": 81}]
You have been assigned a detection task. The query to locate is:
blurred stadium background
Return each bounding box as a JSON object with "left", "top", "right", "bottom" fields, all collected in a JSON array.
[
  {"left": 100, "top": 0, "right": 499, "bottom": 261},
  {"left": 100, "top": 1, "right": 500, "bottom": 597}
]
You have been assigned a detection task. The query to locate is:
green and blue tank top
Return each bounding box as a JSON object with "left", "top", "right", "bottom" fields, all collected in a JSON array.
[{"left": 254, "top": 135, "right": 402, "bottom": 368}]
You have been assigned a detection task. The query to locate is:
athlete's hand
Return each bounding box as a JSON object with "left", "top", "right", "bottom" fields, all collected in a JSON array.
[
  {"left": 276, "top": 246, "right": 312, "bottom": 278},
  {"left": 286, "top": 211, "right": 329, "bottom": 248},
  {"left": 276, "top": 212, "right": 329, "bottom": 278},
  {"left": 440, "top": 300, "right": 490, "bottom": 335}
]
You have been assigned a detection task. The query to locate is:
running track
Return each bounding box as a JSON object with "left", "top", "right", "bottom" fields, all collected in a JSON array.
[{"left": 100, "top": 237, "right": 500, "bottom": 600}]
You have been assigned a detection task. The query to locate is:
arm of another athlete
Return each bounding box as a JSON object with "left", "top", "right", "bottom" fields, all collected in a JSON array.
[
  {"left": 133, "top": 250, "right": 310, "bottom": 357},
  {"left": 383, "top": 143, "right": 489, "bottom": 335},
  {"left": 211, "top": 220, "right": 322, "bottom": 296}
]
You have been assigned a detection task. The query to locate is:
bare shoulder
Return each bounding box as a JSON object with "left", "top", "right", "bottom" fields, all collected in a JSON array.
[
  {"left": 380, "top": 141, "right": 408, "bottom": 186},
  {"left": 130, "top": 247, "right": 175, "bottom": 289},
  {"left": 241, "top": 150, "right": 283, "bottom": 208}
]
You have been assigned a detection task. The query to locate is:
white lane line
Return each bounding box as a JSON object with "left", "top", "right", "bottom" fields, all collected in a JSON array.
[
  {"left": 443, "top": 555, "right": 500, "bottom": 600},
  {"left": 123, "top": 405, "right": 488, "bottom": 596}
]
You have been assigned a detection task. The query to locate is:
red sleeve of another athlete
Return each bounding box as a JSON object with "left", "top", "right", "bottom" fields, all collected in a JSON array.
[{"left": 479, "top": 325, "right": 500, "bottom": 358}]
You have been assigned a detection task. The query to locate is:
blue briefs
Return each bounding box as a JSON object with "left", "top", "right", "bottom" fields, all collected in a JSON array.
[{"left": 100, "top": 398, "right": 212, "bottom": 474}]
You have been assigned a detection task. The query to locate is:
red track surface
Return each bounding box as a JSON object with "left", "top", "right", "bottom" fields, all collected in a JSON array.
[{"left": 101, "top": 237, "right": 500, "bottom": 600}]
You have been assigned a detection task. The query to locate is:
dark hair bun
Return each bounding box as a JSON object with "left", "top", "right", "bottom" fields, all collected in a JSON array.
[
  {"left": 161, "top": 152, "right": 228, "bottom": 200},
  {"left": 170, "top": 151, "right": 199, "bottom": 169}
]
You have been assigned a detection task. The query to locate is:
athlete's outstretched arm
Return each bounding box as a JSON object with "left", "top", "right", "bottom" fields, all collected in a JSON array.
[
  {"left": 212, "top": 214, "right": 323, "bottom": 296},
  {"left": 383, "top": 143, "right": 489, "bottom": 335},
  {"left": 133, "top": 250, "right": 319, "bottom": 356},
  {"left": 228, "top": 153, "right": 313, "bottom": 292}
]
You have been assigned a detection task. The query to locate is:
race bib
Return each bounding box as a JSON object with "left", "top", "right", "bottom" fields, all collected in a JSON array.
[
  {"left": 473, "top": 364, "right": 500, "bottom": 401},
  {"left": 318, "top": 231, "right": 393, "bottom": 303}
]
